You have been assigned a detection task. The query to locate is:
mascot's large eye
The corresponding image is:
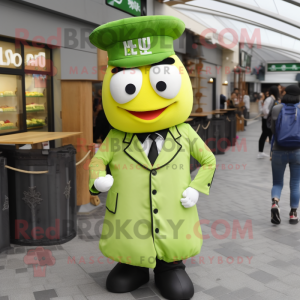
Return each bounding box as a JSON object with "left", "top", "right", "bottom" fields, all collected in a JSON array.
[
  {"left": 110, "top": 68, "right": 142, "bottom": 104},
  {"left": 150, "top": 65, "right": 182, "bottom": 99}
]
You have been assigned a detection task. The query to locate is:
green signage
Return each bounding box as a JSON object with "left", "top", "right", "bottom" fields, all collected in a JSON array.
[
  {"left": 268, "top": 63, "right": 300, "bottom": 72},
  {"left": 106, "top": 0, "right": 142, "bottom": 16}
]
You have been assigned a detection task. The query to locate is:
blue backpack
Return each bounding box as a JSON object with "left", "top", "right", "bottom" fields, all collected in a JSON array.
[{"left": 275, "top": 103, "right": 300, "bottom": 148}]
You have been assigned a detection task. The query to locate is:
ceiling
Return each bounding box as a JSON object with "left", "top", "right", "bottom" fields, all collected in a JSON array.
[{"left": 165, "top": 0, "right": 300, "bottom": 61}]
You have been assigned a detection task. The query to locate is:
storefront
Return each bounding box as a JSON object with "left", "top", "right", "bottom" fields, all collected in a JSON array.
[
  {"left": 242, "top": 45, "right": 300, "bottom": 114},
  {"left": 0, "top": 0, "right": 155, "bottom": 212},
  {"left": 0, "top": 37, "right": 53, "bottom": 135}
]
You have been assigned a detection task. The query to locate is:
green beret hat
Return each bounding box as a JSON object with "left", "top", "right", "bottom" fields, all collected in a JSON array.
[{"left": 89, "top": 15, "right": 185, "bottom": 68}]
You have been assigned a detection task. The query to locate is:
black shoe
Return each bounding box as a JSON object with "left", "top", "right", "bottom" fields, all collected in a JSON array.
[
  {"left": 290, "top": 209, "right": 299, "bottom": 225},
  {"left": 271, "top": 199, "right": 281, "bottom": 225},
  {"left": 155, "top": 268, "right": 194, "bottom": 300},
  {"left": 106, "top": 263, "right": 149, "bottom": 293}
]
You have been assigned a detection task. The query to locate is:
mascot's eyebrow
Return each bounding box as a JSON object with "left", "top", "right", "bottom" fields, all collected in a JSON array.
[
  {"left": 111, "top": 58, "right": 176, "bottom": 74},
  {"left": 151, "top": 58, "right": 175, "bottom": 66},
  {"left": 111, "top": 67, "right": 130, "bottom": 74}
]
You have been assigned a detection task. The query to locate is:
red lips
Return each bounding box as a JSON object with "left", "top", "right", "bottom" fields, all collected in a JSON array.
[{"left": 126, "top": 107, "right": 167, "bottom": 120}]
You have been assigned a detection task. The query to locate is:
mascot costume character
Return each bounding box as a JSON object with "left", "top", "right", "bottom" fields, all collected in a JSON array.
[{"left": 88, "top": 16, "right": 216, "bottom": 300}]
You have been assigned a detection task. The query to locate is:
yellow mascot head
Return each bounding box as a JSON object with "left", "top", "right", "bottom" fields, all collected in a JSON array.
[{"left": 89, "top": 16, "right": 193, "bottom": 133}]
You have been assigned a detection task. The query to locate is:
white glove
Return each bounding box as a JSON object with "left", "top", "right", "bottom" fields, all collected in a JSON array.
[
  {"left": 94, "top": 175, "right": 114, "bottom": 192},
  {"left": 181, "top": 187, "right": 199, "bottom": 208}
]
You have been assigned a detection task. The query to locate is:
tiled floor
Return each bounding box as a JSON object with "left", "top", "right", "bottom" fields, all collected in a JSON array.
[{"left": 1, "top": 120, "right": 300, "bottom": 300}]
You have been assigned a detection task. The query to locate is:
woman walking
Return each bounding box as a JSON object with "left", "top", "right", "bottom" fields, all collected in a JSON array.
[
  {"left": 257, "top": 86, "right": 279, "bottom": 158},
  {"left": 258, "top": 92, "right": 272, "bottom": 144},
  {"left": 270, "top": 85, "right": 300, "bottom": 224}
]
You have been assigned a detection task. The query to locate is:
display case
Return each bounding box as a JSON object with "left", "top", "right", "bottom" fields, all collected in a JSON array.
[
  {"left": 0, "top": 74, "right": 24, "bottom": 133},
  {"left": 25, "top": 73, "right": 51, "bottom": 131},
  {"left": 0, "top": 37, "right": 53, "bottom": 136}
]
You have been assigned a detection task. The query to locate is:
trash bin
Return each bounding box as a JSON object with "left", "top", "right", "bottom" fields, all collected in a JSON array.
[
  {"left": 0, "top": 156, "right": 10, "bottom": 253},
  {"left": 188, "top": 117, "right": 211, "bottom": 171},
  {"left": 0, "top": 145, "right": 77, "bottom": 246},
  {"left": 199, "top": 118, "right": 210, "bottom": 144},
  {"left": 190, "top": 117, "right": 209, "bottom": 143},
  {"left": 207, "top": 117, "right": 226, "bottom": 155}
]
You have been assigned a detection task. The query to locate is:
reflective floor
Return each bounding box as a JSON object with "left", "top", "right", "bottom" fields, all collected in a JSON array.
[{"left": 1, "top": 120, "right": 299, "bottom": 300}]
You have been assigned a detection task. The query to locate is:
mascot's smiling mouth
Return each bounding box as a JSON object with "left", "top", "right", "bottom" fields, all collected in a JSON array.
[{"left": 121, "top": 104, "right": 174, "bottom": 121}]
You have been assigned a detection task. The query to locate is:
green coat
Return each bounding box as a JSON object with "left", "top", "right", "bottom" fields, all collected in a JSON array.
[{"left": 89, "top": 123, "right": 216, "bottom": 269}]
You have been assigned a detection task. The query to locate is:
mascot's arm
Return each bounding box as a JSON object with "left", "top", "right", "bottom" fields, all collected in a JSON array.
[
  {"left": 88, "top": 130, "right": 114, "bottom": 194},
  {"left": 188, "top": 124, "right": 216, "bottom": 195}
]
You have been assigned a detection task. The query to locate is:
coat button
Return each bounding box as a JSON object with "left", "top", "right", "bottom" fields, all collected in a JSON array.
[
  {"left": 208, "top": 183, "right": 211, "bottom": 187},
  {"left": 155, "top": 228, "right": 159, "bottom": 233},
  {"left": 152, "top": 170, "right": 157, "bottom": 176},
  {"left": 152, "top": 190, "right": 157, "bottom": 195},
  {"left": 154, "top": 209, "right": 158, "bottom": 214}
]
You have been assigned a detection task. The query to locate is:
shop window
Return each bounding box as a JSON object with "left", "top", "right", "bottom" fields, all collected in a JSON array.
[
  {"left": 0, "top": 37, "right": 54, "bottom": 135},
  {"left": 0, "top": 74, "right": 24, "bottom": 133}
]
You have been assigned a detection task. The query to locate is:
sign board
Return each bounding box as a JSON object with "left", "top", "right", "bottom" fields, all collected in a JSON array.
[
  {"left": 268, "top": 63, "right": 300, "bottom": 72},
  {"left": 0, "top": 47, "right": 47, "bottom": 69},
  {"left": 240, "top": 51, "right": 251, "bottom": 68},
  {"left": 106, "top": 0, "right": 142, "bottom": 16},
  {"left": 0, "top": 47, "right": 22, "bottom": 67}
]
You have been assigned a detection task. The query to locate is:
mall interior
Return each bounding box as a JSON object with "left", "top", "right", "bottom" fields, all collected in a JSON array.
[{"left": 1, "top": 0, "right": 300, "bottom": 299}]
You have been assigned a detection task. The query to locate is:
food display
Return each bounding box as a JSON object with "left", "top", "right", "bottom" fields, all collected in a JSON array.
[
  {"left": 26, "top": 103, "right": 45, "bottom": 111},
  {"left": 0, "top": 75, "right": 20, "bottom": 133},
  {"left": 0, "top": 120, "right": 17, "bottom": 130},
  {"left": 25, "top": 89, "right": 47, "bottom": 130},
  {"left": 0, "top": 73, "right": 50, "bottom": 134},
  {"left": 0, "top": 106, "right": 17, "bottom": 112},
  {"left": 26, "top": 118, "right": 46, "bottom": 128},
  {"left": 25, "top": 91, "right": 44, "bottom": 97},
  {"left": 0, "top": 91, "right": 16, "bottom": 97}
]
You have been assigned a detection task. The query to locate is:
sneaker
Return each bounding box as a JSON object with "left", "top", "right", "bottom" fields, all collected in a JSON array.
[
  {"left": 257, "top": 152, "right": 269, "bottom": 159},
  {"left": 289, "top": 209, "right": 299, "bottom": 225},
  {"left": 271, "top": 200, "right": 281, "bottom": 224}
]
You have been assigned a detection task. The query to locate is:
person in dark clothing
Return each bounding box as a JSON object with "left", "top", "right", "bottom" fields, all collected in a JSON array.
[
  {"left": 258, "top": 92, "right": 272, "bottom": 144},
  {"left": 220, "top": 94, "right": 226, "bottom": 109},
  {"left": 270, "top": 85, "right": 300, "bottom": 225},
  {"left": 93, "top": 98, "right": 102, "bottom": 143},
  {"left": 94, "top": 108, "right": 112, "bottom": 143},
  {"left": 257, "top": 85, "right": 279, "bottom": 158},
  {"left": 93, "top": 89, "right": 113, "bottom": 143}
]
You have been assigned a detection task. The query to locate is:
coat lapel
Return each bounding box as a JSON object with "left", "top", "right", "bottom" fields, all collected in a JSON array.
[
  {"left": 124, "top": 133, "right": 152, "bottom": 170},
  {"left": 153, "top": 126, "right": 182, "bottom": 169},
  {"left": 123, "top": 126, "right": 182, "bottom": 170}
]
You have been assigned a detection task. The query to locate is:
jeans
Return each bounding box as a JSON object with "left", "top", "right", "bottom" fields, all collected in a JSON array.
[{"left": 272, "top": 150, "right": 300, "bottom": 208}]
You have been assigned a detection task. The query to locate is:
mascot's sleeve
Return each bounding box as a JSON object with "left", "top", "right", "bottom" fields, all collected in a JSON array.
[
  {"left": 188, "top": 124, "right": 216, "bottom": 195},
  {"left": 88, "top": 129, "right": 114, "bottom": 194}
]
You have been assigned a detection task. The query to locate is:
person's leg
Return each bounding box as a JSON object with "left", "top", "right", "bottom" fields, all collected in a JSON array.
[
  {"left": 288, "top": 150, "right": 300, "bottom": 224},
  {"left": 258, "top": 119, "right": 269, "bottom": 154},
  {"left": 154, "top": 258, "right": 194, "bottom": 300},
  {"left": 271, "top": 151, "right": 287, "bottom": 224},
  {"left": 259, "top": 131, "right": 268, "bottom": 152}
]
